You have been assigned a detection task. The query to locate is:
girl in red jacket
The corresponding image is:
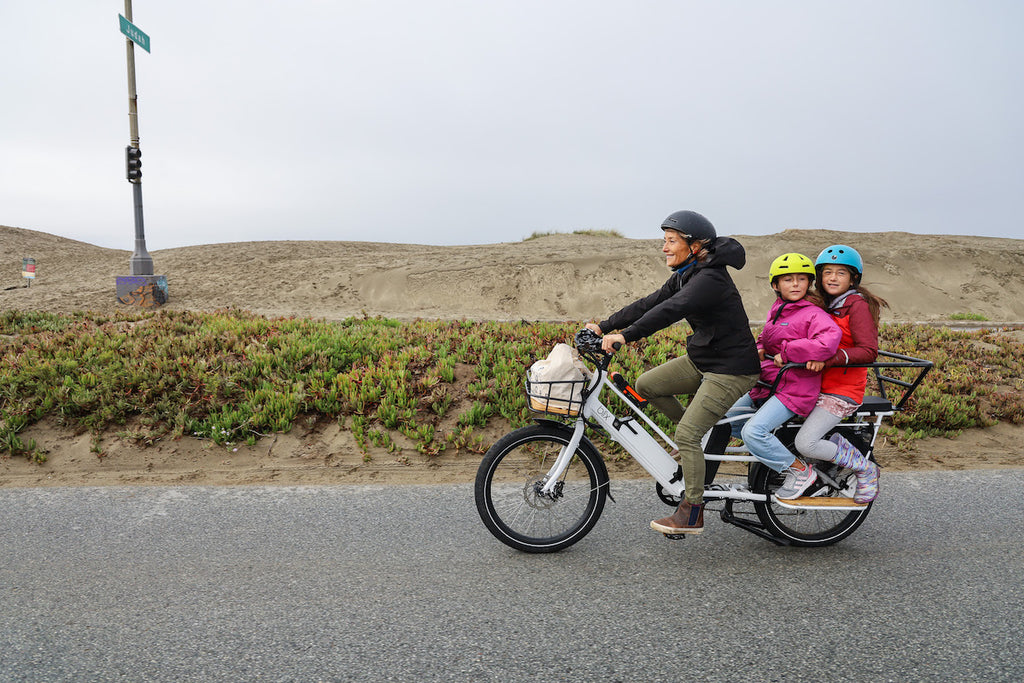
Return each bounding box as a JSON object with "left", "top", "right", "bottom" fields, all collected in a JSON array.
[{"left": 792, "top": 244, "right": 889, "bottom": 503}]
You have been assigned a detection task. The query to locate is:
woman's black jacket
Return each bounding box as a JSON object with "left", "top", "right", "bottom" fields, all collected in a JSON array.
[{"left": 598, "top": 236, "right": 761, "bottom": 376}]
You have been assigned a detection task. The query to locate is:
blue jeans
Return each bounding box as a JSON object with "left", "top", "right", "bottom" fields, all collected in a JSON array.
[{"left": 726, "top": 393, "right": 798, "bottom": 473}]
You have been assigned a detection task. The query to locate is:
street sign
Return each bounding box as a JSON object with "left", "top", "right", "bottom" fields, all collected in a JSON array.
[{"left": 119, "top": 14, "right": 151, "bottom": 53}]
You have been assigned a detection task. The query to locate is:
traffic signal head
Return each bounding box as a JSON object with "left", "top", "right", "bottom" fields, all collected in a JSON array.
[{"left": 125, "top": 146, "right": 142, "bottom": 183}]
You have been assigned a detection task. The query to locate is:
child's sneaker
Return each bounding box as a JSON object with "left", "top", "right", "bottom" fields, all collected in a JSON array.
[
  {"left": 853, "top": 461, "right": 879, "bottom": 503},
  {"left": 775, "top": 459, "right": 817, "bottom": 500}
]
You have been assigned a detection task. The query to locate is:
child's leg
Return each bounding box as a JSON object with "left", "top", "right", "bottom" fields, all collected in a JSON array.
[
  {"left": 739, "top": 396, "right": 798, "bottom": 473},
  {"left": 795, "top": 399, "right": 874, "bottom": 474},
  {"left": 724, "top": 393, "right": 757, "bottom": 440},
  {"left": 794, "top": 406, "right": 842, "bottom": 461},
  {"left": 794, "top": 399, "right": 879, "bottom": 503},
  {"left": 830, "top": 433, "right": 879, "bottom": 503}
]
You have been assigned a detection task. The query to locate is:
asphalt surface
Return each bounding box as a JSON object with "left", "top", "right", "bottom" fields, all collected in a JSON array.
[{"left": 2, "top": 469, "right": 1023, "bottom": 682}]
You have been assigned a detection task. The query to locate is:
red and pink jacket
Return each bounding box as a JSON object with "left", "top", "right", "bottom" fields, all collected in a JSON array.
[
  {"left": 749, "top": 297, "right": 842, "bottom": 416},
  {"left": 820, "top": 291, "right": 879, "bottom": 404}
]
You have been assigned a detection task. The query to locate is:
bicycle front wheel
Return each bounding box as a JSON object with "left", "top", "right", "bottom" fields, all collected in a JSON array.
[
  {"left": 475, "top": 422, "right": 609, "bottom": 553},
  {"left": 750, "top": 463, "right": 872, "bottom": 547}
]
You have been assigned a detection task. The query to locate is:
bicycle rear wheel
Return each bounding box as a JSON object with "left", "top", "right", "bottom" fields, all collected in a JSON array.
[
  {"left": 475, "top": 422, "right": 609, "bottom": 553},
  {"left": 750, "top": 463, "right": 872, "bottom": 547}
]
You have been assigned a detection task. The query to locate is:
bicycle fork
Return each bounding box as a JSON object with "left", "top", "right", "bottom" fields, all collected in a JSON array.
[{"left": 538, "top": 419, "right": 588, "bottom": 496}]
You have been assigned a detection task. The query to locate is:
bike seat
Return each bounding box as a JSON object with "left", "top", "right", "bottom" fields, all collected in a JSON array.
[{"left": 857, "top": 395, "right": 893, "bottom": 414}]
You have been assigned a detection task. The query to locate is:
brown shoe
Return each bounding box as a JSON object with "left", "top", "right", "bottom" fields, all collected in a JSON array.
[{"left": 650, "top": 501, "right": 704, "bottom": 534}]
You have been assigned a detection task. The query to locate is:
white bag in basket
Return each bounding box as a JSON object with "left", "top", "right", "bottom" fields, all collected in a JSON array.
[{"left": 528, "top": 343, "right": 591, "bottom": 414}]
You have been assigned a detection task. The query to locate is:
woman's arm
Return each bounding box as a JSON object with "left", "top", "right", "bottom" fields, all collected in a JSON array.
[
  {"left": 612, "top": 268, "right": 727, "bottom": 343},
  {"left": 597, "top": 278, "right": 675, "bottom": 339}
]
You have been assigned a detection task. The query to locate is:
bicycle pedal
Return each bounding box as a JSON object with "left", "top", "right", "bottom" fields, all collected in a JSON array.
[{"left": 663, "top": 533, "right": 688, "bottom": 540}]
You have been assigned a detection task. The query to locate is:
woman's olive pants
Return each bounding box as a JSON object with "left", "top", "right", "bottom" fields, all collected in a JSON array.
[{"left": 634, "top": 356, "right": 758, "bottom": 505}]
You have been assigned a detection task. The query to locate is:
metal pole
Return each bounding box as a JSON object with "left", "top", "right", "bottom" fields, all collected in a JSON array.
[{"left": 125, "top": 0, "right": 153, "bottom": 276}]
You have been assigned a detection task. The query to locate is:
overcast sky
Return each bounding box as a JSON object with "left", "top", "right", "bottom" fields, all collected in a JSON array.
[{"left": 1, "top": 1, "right": 1021, "bottom": 250}]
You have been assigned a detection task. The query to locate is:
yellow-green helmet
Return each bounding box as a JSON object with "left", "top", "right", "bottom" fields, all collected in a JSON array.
[{"left": 769, "top": 252, "right": 816, "bottom": 284}]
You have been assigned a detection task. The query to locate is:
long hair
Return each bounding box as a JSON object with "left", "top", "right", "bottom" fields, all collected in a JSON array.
[
  {"left": 816, "top": 278, "right": 890, "bottom": 326},
  {"left": 804, "top": 288, "right": 827, "bottom": 309}
]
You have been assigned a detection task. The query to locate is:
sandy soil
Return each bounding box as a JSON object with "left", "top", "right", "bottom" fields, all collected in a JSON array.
[{"left": 2, "top": 224, "right": 1022, "bottom": 488}]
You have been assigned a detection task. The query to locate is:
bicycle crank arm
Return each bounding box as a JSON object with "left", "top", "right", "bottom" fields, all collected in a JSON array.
[{"left": 720, "top": 501, "right": 789, "bottom": 546}]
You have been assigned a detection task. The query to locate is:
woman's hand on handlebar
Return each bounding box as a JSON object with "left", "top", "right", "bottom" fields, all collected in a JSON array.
[
  {"left": 583, "top": 322, "right": 623, "bottom": 353},
  {"left": 601, "top": 333, "right": 625, "bottom": 354}
]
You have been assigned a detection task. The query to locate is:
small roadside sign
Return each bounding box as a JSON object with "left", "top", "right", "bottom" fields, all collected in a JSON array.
[
  {"left": 22, "top": 257, "right": 36, "bottom": 285},
  {"left": 119, "top": 14, "right": 151, "bottom": 53}
]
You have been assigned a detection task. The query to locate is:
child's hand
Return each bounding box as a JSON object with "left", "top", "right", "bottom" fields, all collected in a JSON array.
[
  {"left": 773, "top": 355, "right": 784, "bottom": 368},
  {"left": 806, "top": 360, "right": 825, "bottom": 372}
]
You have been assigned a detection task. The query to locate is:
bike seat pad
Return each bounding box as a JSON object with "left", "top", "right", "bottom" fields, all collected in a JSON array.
[{"left": 857, "top": 395, "right": 893, "bottom": 414}]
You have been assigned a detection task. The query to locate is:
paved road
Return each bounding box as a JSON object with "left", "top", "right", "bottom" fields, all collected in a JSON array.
[{"left": 2, "top": 470, "right": 1022, "bottom": 682}]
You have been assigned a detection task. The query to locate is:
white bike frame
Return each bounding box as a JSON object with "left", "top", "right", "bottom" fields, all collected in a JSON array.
[{"left": 537, "top": 366, "right": 769, "bottom": 502}]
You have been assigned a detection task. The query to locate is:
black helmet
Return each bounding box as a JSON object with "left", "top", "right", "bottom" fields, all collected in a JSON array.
[{"left": 660, "top": 210, "right": 717, "bottom": 242}]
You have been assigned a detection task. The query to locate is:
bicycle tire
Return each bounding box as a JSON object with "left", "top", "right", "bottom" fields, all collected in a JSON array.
[
  {"left": 750, "top": 462, "right": 872, "bottom": 547},
  {"left": 475, "top": 422, "right": 609, "bottom": 553}
]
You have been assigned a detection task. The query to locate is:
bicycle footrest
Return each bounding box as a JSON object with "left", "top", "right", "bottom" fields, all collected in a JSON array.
[{"left": 773, "top": 496, "right": 868, "bottom": 511}]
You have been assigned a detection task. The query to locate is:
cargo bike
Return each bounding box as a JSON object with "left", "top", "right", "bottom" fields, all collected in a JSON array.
[{"left": 474, "top": 329, "right": 932, "bottom": 552}]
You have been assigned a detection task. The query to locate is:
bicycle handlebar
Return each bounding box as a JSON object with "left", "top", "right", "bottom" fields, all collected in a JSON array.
[
  {"left": 573, "top": 329, "right": 619, "bottom": 371},
  {"left": 761, "top": 352, "right": 933, "bottom": 411}
]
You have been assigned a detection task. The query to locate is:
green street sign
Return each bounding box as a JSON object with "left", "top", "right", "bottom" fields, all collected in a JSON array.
[{"left": 119, "top": 14, "right": 151, "bottom": 53}]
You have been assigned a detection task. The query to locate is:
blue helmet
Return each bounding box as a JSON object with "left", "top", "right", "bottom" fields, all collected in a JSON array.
[{"left": 815, "top": 244, "right": 863, "bottom": 281}]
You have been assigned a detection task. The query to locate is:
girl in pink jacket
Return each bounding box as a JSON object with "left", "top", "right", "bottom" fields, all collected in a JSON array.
[{"left": 725, "top": 253, "right": 841, "bottom": 499}]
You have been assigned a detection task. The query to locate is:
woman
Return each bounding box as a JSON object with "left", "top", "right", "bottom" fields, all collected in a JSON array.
[{"left": 586, "top": 210, "right": 761, "bottom": 535}]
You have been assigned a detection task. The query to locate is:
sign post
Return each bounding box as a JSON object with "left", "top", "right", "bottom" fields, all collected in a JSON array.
[{"left": 116, "top": 1, "right": 167, "bottom": 307}]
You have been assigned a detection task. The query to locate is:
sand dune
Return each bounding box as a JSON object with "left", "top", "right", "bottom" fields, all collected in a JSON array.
[{"left": 3, "top": 225, "right": 1023, "bottom": 323}]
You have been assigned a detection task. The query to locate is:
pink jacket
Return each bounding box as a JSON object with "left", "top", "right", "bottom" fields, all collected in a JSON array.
[{"left": 749, "top": 297, "right": 842, "bottom": 416}]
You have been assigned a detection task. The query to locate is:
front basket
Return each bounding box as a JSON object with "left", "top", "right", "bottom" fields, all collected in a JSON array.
[{"left": 525, "top": 378, "right": 587, "bottom": 417}]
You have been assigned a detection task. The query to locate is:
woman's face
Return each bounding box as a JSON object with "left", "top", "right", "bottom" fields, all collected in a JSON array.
[
  {"left": 773, "top": 273, "right": 811, "bottom": 302},
  {"left": 819, "top": 265, "right": 854, "bottom": 296},
  {"left": 663, "top": 230, "right": 695, "bottom": 269}
]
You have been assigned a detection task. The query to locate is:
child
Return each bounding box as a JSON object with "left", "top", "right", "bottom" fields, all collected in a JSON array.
[
  {"left": 791, "top": 244, "right": 890, "bottom": 503},
  {"left": 725, "top": 253, "right": 841, "bottom": 500}
]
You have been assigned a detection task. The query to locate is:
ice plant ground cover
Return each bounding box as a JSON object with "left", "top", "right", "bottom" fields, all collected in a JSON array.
[{"left": 0, "top": 310, "right": 1021, "bottom": 463}]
